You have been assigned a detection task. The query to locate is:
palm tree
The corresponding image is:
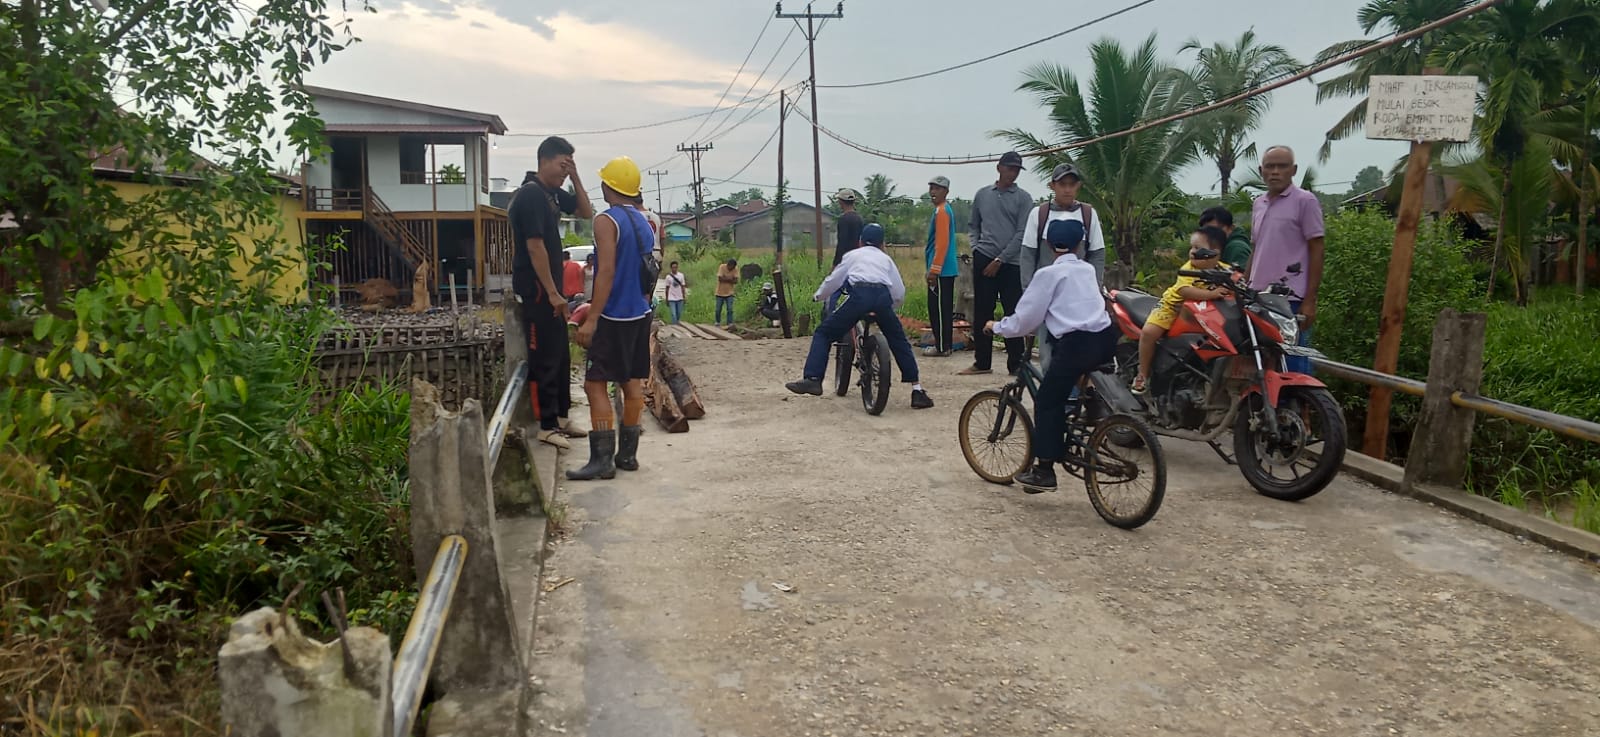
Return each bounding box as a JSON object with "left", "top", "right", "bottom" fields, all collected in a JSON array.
[
  {"left": 1432, "top": 0, "right": 1600, "bottom": 302},
  {"left": 993, "top": 34, "right": 1201, "bottom": 272},
  {"left": 859, "top": 173, "right": 913, "bottom": 241},
  {"left": 1312, "top": 0, "right": 1472, "bottom": 162},
  {"left": 1443, "top": 143, "right": 1557, "bottom": 301},
  {"left": 1172, "top": 31, "right": 1300, "bottom": 197}
]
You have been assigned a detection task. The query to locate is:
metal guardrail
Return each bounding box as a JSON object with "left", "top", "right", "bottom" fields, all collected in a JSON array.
[
  {"left": 1312, "top": 357, "right": 1600, "bottom": 445},
  {"left": 391, "top": 534, "right": 467, "bottom": 737},
  {"left": 486, "top": 360, "right": 527, "bottom": 470}
]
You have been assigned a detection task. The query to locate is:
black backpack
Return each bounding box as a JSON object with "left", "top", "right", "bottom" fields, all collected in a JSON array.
[
  {"left": 1035, "top": 202, "right": 1093, "bottom": 248},
  {"left": 616, "top": 207, "right": 661, "bottom": 296}
]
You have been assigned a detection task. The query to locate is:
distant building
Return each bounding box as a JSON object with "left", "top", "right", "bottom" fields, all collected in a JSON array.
[{"left": 728, "top": 201, "right": 838, "bottom": 250}]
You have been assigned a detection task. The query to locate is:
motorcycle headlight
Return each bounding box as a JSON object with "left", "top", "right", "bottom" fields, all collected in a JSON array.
[{"left": 1271, "top": 310, "right": 1299, "bottom": 345}]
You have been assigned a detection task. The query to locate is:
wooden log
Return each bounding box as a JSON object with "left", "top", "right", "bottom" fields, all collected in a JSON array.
[
  {"left": 645, "top": 323, "right": 689, "bottom": 432},
  {"left": 656, "top": 348, "right": 705, "bottom": 420}
]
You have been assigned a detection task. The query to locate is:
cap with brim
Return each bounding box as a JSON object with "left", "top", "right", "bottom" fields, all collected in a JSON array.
[
  {"left": 928, "top": 175, "right": 951, "bottom": 189},
  {"left": 998, "top": 151, "right": 1025, "bottom": 168},
  {"left": 1050, "top": 162, "right": 1083, "bottom": 183},
  {"left": 834, "top": 188, "right": 859, "bottom": 202}
]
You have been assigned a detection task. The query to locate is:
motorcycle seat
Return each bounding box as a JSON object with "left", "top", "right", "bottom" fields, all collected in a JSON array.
[{"left": 1113, "top": 290, "right": 1160, "bottom": 328}]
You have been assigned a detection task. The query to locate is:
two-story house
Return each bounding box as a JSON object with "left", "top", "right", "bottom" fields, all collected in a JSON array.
[{"left": 300, "top": 85, "right": 513, "bottom": 302}]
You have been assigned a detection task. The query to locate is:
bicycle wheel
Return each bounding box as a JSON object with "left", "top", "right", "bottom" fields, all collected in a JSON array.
[
  {"left": 958, "top": 390, "right": 1033, "bottom": 485},
  {"left": 859, "top": 335, "right": 892, "bottom": 415},
  {"left": 833, "top": 338, "right": 855, "bottom": 397},
  {"left": 1084, "top": 414, "right": 1166, "bottom": 529}
]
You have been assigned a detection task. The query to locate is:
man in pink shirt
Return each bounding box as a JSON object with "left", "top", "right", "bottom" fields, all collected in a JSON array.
[{"left": 1249, "top": 145, "right": 1325, "bottom": 372}]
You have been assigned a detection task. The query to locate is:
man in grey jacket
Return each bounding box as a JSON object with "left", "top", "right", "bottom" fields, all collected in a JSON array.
[{"left": 960, "top": 151, "right": 1034, "bottom": 375}]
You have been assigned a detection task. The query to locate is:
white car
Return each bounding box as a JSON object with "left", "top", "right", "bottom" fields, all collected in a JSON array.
[{"left": 563, "top": 244, "right": 594, "bottom": 264}]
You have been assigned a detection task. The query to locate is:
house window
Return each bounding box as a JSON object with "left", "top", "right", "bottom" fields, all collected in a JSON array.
[{"left": 399, "top": 136, "right": 467, "bottom": 184}]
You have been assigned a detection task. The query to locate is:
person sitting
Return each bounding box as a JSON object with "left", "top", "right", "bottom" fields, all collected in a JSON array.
[
  {"left": 758, "top": 281, "right": 782, "bottom": 325},
  {"left": 785, "top": 223, "right": 933, "bottom": 410},
  {"left": 985, "top": 218, "right": 1118, "bottom": 492},
  {"left": 1133, "top": 226, "right": 1233, "bottom": 394}
]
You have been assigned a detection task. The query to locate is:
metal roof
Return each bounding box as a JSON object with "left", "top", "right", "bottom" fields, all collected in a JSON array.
[{"left": 303, "top": 85, "right": 509, "bottom": 135}]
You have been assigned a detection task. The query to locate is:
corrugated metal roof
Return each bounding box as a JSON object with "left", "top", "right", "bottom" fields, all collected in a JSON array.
[
  {"left": 322, "top": 123, "right": 495, "bottom": 134},
  {"left": 303, "top": 85, "right": 509, "bottom": 134}
]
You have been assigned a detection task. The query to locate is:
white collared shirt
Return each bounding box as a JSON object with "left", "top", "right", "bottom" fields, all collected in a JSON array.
[
  {"left": 1020, "top": 203, "right": 1106, "bottom": 254},
  {"left": 814, "top": 246, "right": 906, "bottom": 308},
  {"left": 992, "top": 252, "right": 1110, "bottom": 339}
]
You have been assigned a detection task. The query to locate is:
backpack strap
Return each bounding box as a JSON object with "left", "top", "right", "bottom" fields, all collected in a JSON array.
[
  {"left": 1035, "top": 203, "right": 1051, "bottom": 247},
  {"left": 1080, "top": 203, "right": 1094, "bottom": 241}
]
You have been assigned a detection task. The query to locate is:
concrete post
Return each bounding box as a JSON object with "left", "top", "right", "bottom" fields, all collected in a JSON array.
[
  {"left": 218, "top": 608, "right": 392, "bottom": 737},
  {"left": 409, "top": 380, "right": 525, "bottom": 693},
  {"left": 954, "top": 260, "right": 974, "bottom": 346},
  {"left": 502, "top": 296, "right": 534, "bottom": 429},
  {"left": 1403, "top": 308, "right": 1488, "bottom": 490}
]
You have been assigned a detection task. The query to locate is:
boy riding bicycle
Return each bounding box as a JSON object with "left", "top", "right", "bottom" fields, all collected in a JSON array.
[
  {"left": 786, "top": 223, "right": 934, "bottom": 410},
  {"left": 985, "top": 219, "right": 1118, "bottom": 492}
]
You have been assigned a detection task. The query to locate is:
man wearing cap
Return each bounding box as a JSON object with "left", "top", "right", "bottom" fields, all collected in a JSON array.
[
  {"left": 924, "top": 175, "right": 959, "bottom": 357},
  {"left": 1020, "top": 162, "right": 1107, "bottom": 368},
  {"left": 786, "top": 223, "right": 934, "bottom": 410},
  {"left": 509, "top": 136, "right": 594, "bottom": 450},
  {"left": 568, "top": 156, "right": 656, "bottom": 481},
  {"left": 963, "top": 151, "right": 1033, "bottom": 375},
  {"left": 826, "top": 188, "right": 866, "bottom": 321}
]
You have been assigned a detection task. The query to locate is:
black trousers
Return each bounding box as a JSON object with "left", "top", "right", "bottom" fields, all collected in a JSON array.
[
  {"left": 1034, "top": 326, "right": 1119, "bottom": 462},
  {"left": 522, "top": 287, "right": 572, "bottom": 431},
  {"left": 927, "top": 275, "right": 955, "bottom": 353},
  {"left": 972, "top": 252, "right": 1023, "bottom": 372}
]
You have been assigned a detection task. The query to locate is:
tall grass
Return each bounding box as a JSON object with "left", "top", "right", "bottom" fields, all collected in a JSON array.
[{"left": 661, "top": 245, "right": 932, "bottom": 330}]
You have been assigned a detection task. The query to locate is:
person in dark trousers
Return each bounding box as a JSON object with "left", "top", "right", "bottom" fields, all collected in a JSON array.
[
  {"left": 985, "top": 218, "right": 1118, "bottom": 493},
  {"left": 786, "top": 224, "right": 934, "bottom": 410},
  {"left": 568, "top": 156, "right": 655, "bottom": 481},
  {"left": 826, "top": 188, "right": 865, "bottom": 320},
  {"left": 509, "top": 136, "right": 595, "bottom": 450},
  {"left": 1199, "top": 206, "right": 1253, "bottom": 268},
  {"left": 962, "top": 151, "right": 1033, "bottom": 376},
  {"left": 924, "top": 175, "right": 958, "bottom": 357}
]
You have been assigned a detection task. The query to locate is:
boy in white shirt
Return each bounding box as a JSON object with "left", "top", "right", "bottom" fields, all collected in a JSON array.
[
  {"left": 786, "top": 224, "right": 933, "bottom": 410},
  {"left": 986, "top": 218, "right": 1118, "bottom": 492},
  {"left": 1019, "top": 162, "right": 1107, "bottom": 370}
]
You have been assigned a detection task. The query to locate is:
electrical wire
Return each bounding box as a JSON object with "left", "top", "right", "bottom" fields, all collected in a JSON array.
[
  {"left": 706, "top": 45, "right": 808, "bottom": 142},
  {"left": 682, "top": 13, "right": 777, "bottom": 143},
  {"left": 701, "top": 26, "right": 799, "bottom": 141},
  {"left": 818, "top": 0, "right": 1160, "bottom": 89},
  {"left": 708, "top": 121, "right": 783, "bottom": 185},
  {"left": 789, "top": 0, "right": 1505, "bottom": 164},
  {"left": 502, "top": 86, "right": 790, "bottom": 138}
]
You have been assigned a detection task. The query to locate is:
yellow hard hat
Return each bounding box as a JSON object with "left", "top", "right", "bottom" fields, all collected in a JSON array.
[{"left": 599, "top": 156, "right": 642, "bottom": 197}]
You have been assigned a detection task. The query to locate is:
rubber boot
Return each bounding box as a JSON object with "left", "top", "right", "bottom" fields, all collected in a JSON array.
[
  {"left": 566, "top": 430, "right": 616, "bottom": 481},
  {"left": 614, "top": 425, "right": 643, "bottom": 472}
]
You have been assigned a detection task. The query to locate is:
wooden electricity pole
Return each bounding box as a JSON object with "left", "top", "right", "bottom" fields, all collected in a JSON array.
[
  {"left": 774, "top": 89, "right": 793, "bottom": 338},
  {"left": 676, "top": 143, "right": 712, "bottom": 237},
  {"left": 777, "top": 2, "right": 842, "bottom": 265}
]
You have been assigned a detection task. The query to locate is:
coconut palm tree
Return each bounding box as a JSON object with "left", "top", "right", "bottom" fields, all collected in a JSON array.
[
  {"left": 1171, "top": 31, "right": 1301, "bottom": 197},
  {"left": 1443, "top": 144, "right": 1557, "bottom": 302},
  {"left": 1312, "top": 0, "right": 1472, "bottom": 162},
  {"left": 992, "top": 34, "right": 1201, "bottom": 272}
]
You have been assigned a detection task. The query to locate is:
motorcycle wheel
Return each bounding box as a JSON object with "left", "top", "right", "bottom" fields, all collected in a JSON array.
[{"left": 1233, "top": 387, "right": 1346, "bottom": 501}]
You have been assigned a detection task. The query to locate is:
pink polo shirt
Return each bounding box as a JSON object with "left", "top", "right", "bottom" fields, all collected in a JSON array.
[{"left": 1250, "top": 185, "right": 1324, "bottom": 297}]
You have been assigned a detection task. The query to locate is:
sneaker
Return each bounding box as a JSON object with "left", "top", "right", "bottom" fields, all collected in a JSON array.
[
  {"left": 910, "top": 389, "right": 934, "bottom": 409},
  {"left": 1131, "top": 376, "right": 1148, "bottom": 395},
  {"left": 786, "top": 378, "right": 824, "bottom": 396},
  {"left": 536, "top": 428, "right": 571, "bottom": 450},
  {"left": 922, "top": 347, "right": 953, "bottom": 357},
  {"left": 1014, "top": 464, "right": 1057, "bottom": 493},
  {"left": 558, "top": 416, "right": 588, "bottom": 438},
  {"left": 957, "top": 365, "right": 992, "bottom": 376}
]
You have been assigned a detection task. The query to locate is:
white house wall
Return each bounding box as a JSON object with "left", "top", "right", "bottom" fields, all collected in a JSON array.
[
  {"left": 307, "top": 133, "right": 483, "bottom": 213},
  {"left": 312, "top": 96, "right": 480, "bottom": 127}
]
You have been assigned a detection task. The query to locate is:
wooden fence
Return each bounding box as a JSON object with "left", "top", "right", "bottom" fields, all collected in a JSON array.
[{"left": 313, "top": 321, "right": 506, "bottom": 409}]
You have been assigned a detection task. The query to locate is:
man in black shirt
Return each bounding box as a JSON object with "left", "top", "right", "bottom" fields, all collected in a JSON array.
[
  {"left": 832, "top": 188, "right": 864, "bottom": 266},
  {"left": 509, "top": 136, "right": 594, "bottom": 449}
]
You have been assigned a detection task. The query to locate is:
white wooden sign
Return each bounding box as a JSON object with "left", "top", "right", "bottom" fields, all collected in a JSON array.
[{"left": 1365, "top": 75, "right": 1477, "bottom": 142}]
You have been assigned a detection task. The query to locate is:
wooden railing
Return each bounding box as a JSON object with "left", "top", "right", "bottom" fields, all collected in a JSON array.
[
  {"left": 365, "top": 187, "right": 429, "bottom": 270},
  {"left": 307, "top": 186, "right": 363, "bottom": 212}
]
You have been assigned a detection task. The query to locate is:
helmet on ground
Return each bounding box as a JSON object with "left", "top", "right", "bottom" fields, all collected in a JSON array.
[
  {"left": 599, "top": 157, "right": 642, "bottom": 197},
  {"left": 861, "top": 222, "right": 885, "bottom": 246}
]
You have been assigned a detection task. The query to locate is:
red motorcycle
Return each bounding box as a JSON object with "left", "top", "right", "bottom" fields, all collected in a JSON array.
[{"left": 1104, "top": 261, "right": 1346, "bottom": 501}]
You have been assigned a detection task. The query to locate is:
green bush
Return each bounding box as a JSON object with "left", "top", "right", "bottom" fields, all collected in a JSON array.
[{"left": 0, "top": 272, "right": 414, "bottom": 688}]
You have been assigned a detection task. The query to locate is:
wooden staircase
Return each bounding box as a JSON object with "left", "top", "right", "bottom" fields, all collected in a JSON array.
[{"left": 365, "top": 187, "right": 430, "bottom": 272}]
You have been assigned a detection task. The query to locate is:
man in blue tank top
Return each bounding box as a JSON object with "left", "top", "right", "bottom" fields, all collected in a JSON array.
[{"left": 568, "top": 157, "right": 656, "bottom": 480}]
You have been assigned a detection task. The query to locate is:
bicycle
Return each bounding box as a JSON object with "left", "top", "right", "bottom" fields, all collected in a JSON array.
[
  {"left": 957, "top": 360, "right": 1167, "bottom": 529},
  {"left": 832, "top": 314, "right": 891, "bottom": 415}
]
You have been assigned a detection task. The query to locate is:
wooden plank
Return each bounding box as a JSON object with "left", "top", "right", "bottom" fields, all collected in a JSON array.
[
  {"left": 697, "top": 324, "right": 742, "bottom": 341},
  {"left": 679, "top": 323, "right": 716, "bottom": 340}
]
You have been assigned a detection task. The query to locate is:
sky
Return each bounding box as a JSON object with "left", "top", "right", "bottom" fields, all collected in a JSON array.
[{"left": 305, "top": 0, "right": 1413, "bottom": 211}]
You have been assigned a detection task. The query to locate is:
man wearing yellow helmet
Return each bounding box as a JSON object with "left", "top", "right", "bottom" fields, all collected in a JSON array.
[{"left": 568, "top": 156, "right": 657, "bottom": 481}]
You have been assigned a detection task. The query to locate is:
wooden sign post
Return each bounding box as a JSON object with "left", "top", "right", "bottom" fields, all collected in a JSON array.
[{"left": 1361, "top": 73, "right": 1477, "bottom": 460}]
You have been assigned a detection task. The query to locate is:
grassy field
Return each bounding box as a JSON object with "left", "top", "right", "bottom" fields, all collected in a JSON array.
[{"left": 659, "top": 245, "right": 933, "bottom": 331}]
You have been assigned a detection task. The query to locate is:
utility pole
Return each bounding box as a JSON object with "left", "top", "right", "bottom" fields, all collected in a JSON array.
[
  {"left": 676, "top": 143, "right": 713, "bottom": 237},
  {"left": 647, "top": 169, "right": 669, "bottom": 214},
  {"left": 774, "top": 89, "right": 793, "bottom": 338},
  {"left": 777, "top": 1, "right": 843, "bottom": 264}
]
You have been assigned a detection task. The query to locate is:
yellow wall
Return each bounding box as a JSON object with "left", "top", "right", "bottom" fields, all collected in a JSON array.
[{"left": 107, "top": 180, "right": 309, "bottom": 303}]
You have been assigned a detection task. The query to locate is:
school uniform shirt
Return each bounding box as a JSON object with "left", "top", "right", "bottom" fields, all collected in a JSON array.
[
  {"left": 814, "top": 246, "right": 907, "bottom": 309},
  {"left": 992, "top": 252, "right": 1110, "bottom": 340}
]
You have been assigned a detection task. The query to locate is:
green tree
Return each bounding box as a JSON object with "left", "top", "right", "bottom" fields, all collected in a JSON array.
[
  {"left": 1, "top": 0, "right": 363, "bottom": 313},
  {"left": 1432, "top": 0, "right": 1600, "bottom": 302},
  {"left": 993, "top": 34, "right": 1201, "bottom": 271},
  {"left": 1351, "top": 165, "right": 1388, "bottom": 195},
  {"left": 711, "top": 187, "right": 766, "bottom": 207},
  {"left": 438, "top": 163, "right": 466, "bottom": 184},
  {"left": 1172, "top": 31, "right": 1300, "bottom": 197},
  {"left": 1312, "top": 0, "right": 1472, "bottom": 162}
]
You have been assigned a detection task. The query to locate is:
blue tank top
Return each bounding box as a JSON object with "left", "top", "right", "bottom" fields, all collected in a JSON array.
[{"left": 601, "top": 205, "right": 652, "bottom": 320}]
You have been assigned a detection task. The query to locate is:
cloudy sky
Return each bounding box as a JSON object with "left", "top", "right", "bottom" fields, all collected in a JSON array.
[{"left": 307, "top": 0, "right": 1412, "bottom": 210}]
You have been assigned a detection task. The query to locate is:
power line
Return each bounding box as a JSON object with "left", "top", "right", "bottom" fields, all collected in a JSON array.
[
  {"left": 788, "top": 0, "right": 1504, "bottom": 165},
  {"left": 709, "top": 121, "right": 783, "bottom": 185},
  {"left": 702, "top": 25, "right": 799, "bottom": 141},
  {"left": 706, "top": 45, "right": 808, "bottom": 141},
  {"left": 683, "top": 13, "right": 776, "bottom": 143},
  {"left": 502, "top": 87, "right": 789, "bottom": 138},
  {"left": 818, "top": 0, "right": 1160, "bottom": 90}
]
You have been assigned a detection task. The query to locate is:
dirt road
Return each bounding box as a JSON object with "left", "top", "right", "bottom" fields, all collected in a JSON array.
[{"left": 525, "top": 335, "right": 1600, "bottom": 737}]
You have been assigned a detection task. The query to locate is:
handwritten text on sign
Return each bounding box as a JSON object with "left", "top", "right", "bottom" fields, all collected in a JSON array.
[{"left": 1365, "top": 75, "right": 1477, "bottom": 142}]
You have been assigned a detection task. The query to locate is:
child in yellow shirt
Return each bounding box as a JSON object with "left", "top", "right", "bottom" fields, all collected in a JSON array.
[{"left": 1133, "top": 226, "right": 1232, "bottom": 393}]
